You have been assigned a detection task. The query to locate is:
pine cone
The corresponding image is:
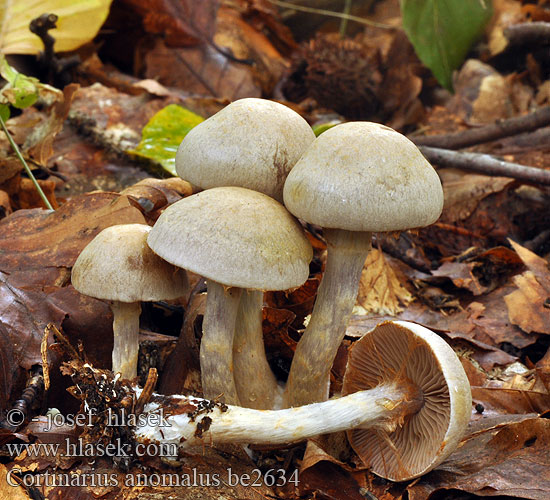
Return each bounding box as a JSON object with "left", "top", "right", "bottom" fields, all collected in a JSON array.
[{"left": 283, "top": 33, "right": 383, "bottom": 120}]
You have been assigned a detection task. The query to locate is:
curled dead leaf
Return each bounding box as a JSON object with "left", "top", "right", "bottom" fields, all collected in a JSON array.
[{"left": 354, "top": 248, "right": 413, "bottom": 316}]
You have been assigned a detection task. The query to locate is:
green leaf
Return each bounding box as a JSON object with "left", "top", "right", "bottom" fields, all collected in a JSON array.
[
  {"left": 312, "top": 121, "right": 340, "bottom": 137},
  {"left": 401, "top": 0, "right": 493, "bottom": 90},
  {"left": 130, "top": 104, "right": 204, "bottom": 176},
  {"left": 0, "top": 54, "right": 39, "bottom": 109}
]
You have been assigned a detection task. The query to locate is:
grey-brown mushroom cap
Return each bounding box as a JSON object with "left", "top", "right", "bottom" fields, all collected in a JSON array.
[
  {"left": 283, "top": 122, "right": 444, "bottom": 232},
  {"left": 72, "top": 224, "right": 188, "bottom": 303},
  {"left": 342, "top": 320, "right": 472, "bottom": 481},
  {"left": 175, "top": 98, "right": 316, "bottom": 202},
  {"left": 147, "top": 187, "right": 313, "bottom": 291}
]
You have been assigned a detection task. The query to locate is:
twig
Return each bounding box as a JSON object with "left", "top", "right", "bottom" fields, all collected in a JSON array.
[
  {"left": 0, "top": 116, "right": 54, "bottom": 210},
  {"left": 411, "top": 107, "right": 550, "bottom": 149},
  {"left": 420, "top": 146, "right": 550, "bottom": 185},
  {"left": 339, "top": 0, "right": 353, "bottom": 37},
  {"left": 266, "top": 0, "right": 393, "bottom": 29},
  {"left": 504, "top": 22, "right": 550, "bottom": 48}
]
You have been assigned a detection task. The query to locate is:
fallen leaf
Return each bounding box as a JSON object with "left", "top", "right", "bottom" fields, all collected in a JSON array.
[
  {"left": 440, "top": 169, "right": 514, "bottom": 224},
  {"left": 354, "top": 248, "right": 413, "bottom": 316},
  {"left": 129, "top": 104, "right": 204, "bottom": 176},
  {"left": 407, "top": 418, "right": 550, "bottom": 500},
  {"left": 0, "top": 463, "right": 29, "bottom": 499},
  {"left": 144, "top": 38, "right": 261, "bottom": 100},
  {"left": 0, "top": 192, "right": 145, "bottom": 279},
  {"left": 504, "top": 240, "right": 550, "bottom": 335},
  {"left": 120, "top": 0, "right": 219, "bottom": 47}
]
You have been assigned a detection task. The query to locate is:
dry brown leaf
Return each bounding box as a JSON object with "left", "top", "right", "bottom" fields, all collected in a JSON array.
[
  {"left": 440, "top": 168, "right": 514, "bottom": 224},
  {"left": 0, "top": 464, "right": 29, "bottom": 499},
  {"left": 407, "top": 418, "right": 550, "bottom": 500},
  {"left": 0, "top": 192, "right": 145, "bottom": 278},
  {"left": 504, "top": 240, "right": 550, "bottom": 335},
  {"left": 120, "top": 0, "right": 220, "bottom": 47},
  {"left": 144, "top": 38, "right": 260, "bottom": 100},
  {"left": 354, "top": 249, "right": 413, "bottom": 316},
  {"left": 0, "top": 189, "right": 10, "bottom": 219},
  {"left": 505, "top": 271, "right": 550, "bottom": 335}
]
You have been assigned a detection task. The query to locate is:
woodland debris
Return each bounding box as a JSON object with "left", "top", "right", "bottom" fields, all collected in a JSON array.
[
  {"left": 421, "top": 146, "right": 550, "bottom": 185},
  {"left": 412, "top": 106, "right": 550, "bottom": 149}
]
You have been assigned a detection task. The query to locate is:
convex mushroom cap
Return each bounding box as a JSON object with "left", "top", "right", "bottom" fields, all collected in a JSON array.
[
  {"left": 176, "top": 98, "right": 316, "bottom": 202},
  {"left": 147, "top": 186, "right": 312, "bottom": 291},
  {"left": 72, "top": 224, "right": 188, "bottom": 302},
  {"left": 343, "top": 320, "right": 472, "bottom": 481},
  {"left": 283, "top": 121, "right": 444, "bottom": 231},
  {"left": 148, "top": 187, "right": 312, "bottom": 404},
  {"left": 72, "top": 224, "right": 188, "bottom": 379}
]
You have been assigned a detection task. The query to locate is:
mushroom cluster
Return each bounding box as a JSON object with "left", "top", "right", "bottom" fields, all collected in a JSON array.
[{"left": 70, "top": 99, "right": 471, "bottom": 481}]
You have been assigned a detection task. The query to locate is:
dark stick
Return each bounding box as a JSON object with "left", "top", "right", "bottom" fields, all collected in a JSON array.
[
  {"left": 420, "top": 146, "right": 550, "bottom": 185},
  {"left": 411, "top": 107, "right": 550, "bottom": 150},
  {"left": 504, "top": 22, "right": 550, "bottom": 48}
]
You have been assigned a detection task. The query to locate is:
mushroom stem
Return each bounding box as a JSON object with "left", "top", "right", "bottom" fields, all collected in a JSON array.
[
  {"left": 110, "top": 301, "right": 141, "bottom": 380},
  {"left": 201, "top": 280, "right": 242, "bottom": 405},
  {"left": 233, "top": 290, "right": 279, "bottom": 409},
  {"left": 135, "top": 381, "right": 422, "bottom": 449},
  {"left": 284, "top": 228, "right": 372, "bottom": 407}
]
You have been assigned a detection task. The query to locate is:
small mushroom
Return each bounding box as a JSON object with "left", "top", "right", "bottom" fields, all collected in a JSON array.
[
  {"left": 71, "top": 224, "right": 188, "bottom": 379},
  {"left": 147, "top": 187, "right": 312, "bottom": 406},
  {"left": 134, "top": 320, "right": 471, "bottom": 481},
  {"left": 282, "top": 122, "right": 444, "bottom": 406},
  {"left": 175, "top": 97, "right": 315, "bottom": 203}
]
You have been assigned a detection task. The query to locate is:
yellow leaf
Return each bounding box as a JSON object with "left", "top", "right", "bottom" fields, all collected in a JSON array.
[
  {"left": 0, "top": 0, "right": 113, "bottom": 55},
  {"left": 354, "top": 248, "right": 413, "bottom": 316}
]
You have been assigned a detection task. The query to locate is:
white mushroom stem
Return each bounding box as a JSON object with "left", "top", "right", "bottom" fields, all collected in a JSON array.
[
  {"left": 110, "top": 301, "right": 141, "bottom": 380},
  {"left": 201, "top": 280, "right": 242, "bottom": 405},
  {"left": 284, "top": 229, "right": 372, "bottom": 407},
  {"left": 134, "top": 381, "right": 422, "bottom": 449},
  {"left": 233, "top": 290, "right": 279, "bottom": 409}
]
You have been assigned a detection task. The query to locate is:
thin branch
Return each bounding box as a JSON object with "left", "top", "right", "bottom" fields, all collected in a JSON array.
[
  {"left": 420, "top": 146, "right": 550, "bottom": 185},
  {"left": 504, "top": 22, "right": 550, "bottom": 48},
  {"left": 266, "top": 0, "right": 393, "bottom": 29},
  {"left": 411, "top": 106, "right": 550, "bottom": 150}
]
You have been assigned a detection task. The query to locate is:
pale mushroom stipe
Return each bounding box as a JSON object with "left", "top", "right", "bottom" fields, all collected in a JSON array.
[
  {"left": 175, "top": 98, "right": 315, "bottom": 408},
  {"left": 283, "top": 122, "right": 444, "bottom": 407},
  {"left": 147, "top": 187, "right": 312, "bottom": 405},
  {"left": 134, "top": 320, "right": 471, "bottom": 481},
  {"left": 71, "top": 224, "right": 188, "bottom": 379}
]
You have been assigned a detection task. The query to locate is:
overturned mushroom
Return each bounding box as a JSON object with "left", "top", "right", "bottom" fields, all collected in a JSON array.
[
  {"left": 283, "top": 122, "right": 444, "bottom": 407},
  {"left": 71, "top": 224, "right": 188, "bottom": 379},
  {"left": 147, "top": 187, "right": 312, "bottom": 406},
  {"left": 134, "top": 320, "right": 471, "bottom": 481}
]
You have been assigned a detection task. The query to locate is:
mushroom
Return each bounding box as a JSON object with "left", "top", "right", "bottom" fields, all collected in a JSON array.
[
  {"left": 134, "top": 320, "right": 471, "bottom": 481},
  {"left": 282, "top": 122, "right": 444, "bottom": 407},
  {"left": 147, "top": 187, "right": 312, "bottom": 406},
  {"left": 71, "top": 224, "right": 188, "bottom": 379},
  {"left": 175, "top": 97, "right": 315, "bottom": 203},
  {"left": 175, "top": 97, "right": 315, "bottom": 409}
]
